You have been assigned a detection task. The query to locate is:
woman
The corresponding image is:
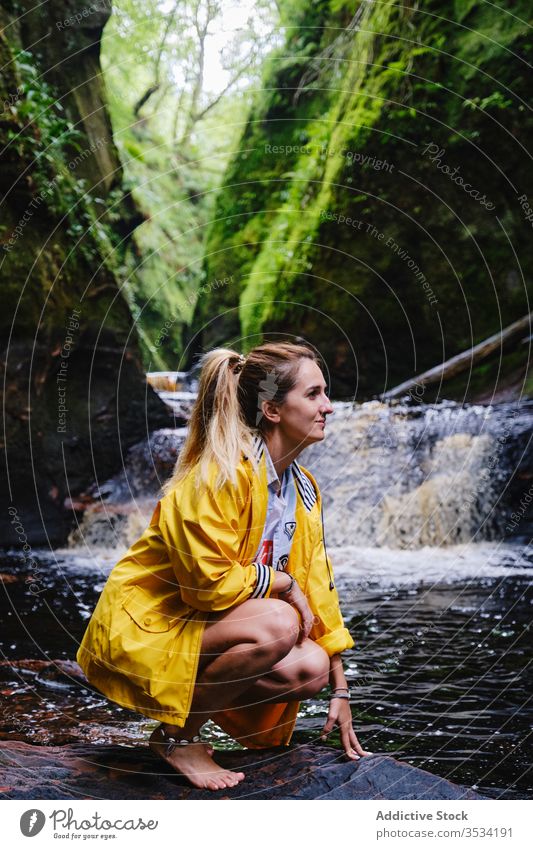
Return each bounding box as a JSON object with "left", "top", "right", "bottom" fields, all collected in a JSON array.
[{"left": 77, "top": 342, "right": 370, "bottom": 791}]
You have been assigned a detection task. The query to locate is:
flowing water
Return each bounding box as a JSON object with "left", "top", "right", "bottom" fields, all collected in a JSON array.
[{"left": 1, "top": 396, "right": 532, "bottom": 798}]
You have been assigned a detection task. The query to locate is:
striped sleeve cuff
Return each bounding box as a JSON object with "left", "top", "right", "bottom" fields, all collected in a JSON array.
[{"left": 250, "top": 562, "right": 273, "bottom": 599}]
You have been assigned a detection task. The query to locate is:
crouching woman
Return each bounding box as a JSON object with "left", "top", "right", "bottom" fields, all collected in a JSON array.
[{"left": 77, "top": 342, "right": 370, "bottom": 791}]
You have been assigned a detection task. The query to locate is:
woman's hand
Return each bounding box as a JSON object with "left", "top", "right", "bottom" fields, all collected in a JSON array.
[
  {"left": 283, "top": 580, "right": 315, "bottom": 644},
  {"left": 320, "top": 697, "right": 373, "bottom": 760}
]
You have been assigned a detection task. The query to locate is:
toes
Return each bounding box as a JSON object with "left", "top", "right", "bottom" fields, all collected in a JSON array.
[
  {"left": 203, "top": 774, "right": 244, "bottom": 790},
  {"left": 225, "top": 771, "right": 244, "bottom": 786},
  {"left": 207, "top": 774, "right": 226, "bottom": 791},
  {"left": 204, "top": 771, "right": 241, "bottom": 790}
]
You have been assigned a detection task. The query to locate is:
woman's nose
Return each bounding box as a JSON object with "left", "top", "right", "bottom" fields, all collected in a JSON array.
[{"left": 321, "top": 396, "right": 334, "bottom": 414}]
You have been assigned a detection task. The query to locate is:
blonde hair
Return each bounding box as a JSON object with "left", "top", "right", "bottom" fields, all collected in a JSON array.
[{"left": 162, "top": 342, "right": 321, "bottom": 494}]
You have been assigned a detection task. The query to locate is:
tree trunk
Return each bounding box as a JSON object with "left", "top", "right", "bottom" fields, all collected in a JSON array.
[{"left": 380, "top": 313, "right": 532, "bottom": 401}]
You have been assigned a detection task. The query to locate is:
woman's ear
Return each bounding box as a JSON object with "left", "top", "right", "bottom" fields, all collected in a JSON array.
[{"left": 260, "top": 399, "right": 281, "bottom": 425}]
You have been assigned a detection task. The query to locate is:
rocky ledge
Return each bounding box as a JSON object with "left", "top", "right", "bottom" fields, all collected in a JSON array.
[{"left": 0, "top": 741, "right": 485, "bottom": 800}]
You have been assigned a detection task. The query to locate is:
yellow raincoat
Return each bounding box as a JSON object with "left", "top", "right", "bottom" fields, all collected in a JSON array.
[{"left": 76, "top": 445, "right": 354, "bottom": 748}]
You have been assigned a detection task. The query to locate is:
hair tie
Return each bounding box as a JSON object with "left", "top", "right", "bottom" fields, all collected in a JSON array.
[{"left": 232, "top": 353, "right": 246, "bottom": 374}]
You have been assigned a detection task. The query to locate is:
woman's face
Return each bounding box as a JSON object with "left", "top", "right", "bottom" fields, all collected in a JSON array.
[{"left": 267, "top": 358, "right": 334, "bottom": 449}]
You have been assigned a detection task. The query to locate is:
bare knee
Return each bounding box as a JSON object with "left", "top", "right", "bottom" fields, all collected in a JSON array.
[
  {"left": 201, "top": 598, "right": 298, "bottom": 662},
  {"left": 293, "top": 643, "right": 330, "bottom": 697},
  {"left": 256, "top": 599, "right": 299, "bottom": 659}
]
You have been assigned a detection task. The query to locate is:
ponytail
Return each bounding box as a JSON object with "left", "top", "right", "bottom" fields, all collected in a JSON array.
[
  {"left": 161, "top": 348, "right": 258, "bottom": 494},
  {"left": 162, "top": 341, "right": 320, "bottom": 495}
]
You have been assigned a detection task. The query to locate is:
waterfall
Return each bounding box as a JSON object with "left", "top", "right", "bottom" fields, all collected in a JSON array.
[
  {"left": 67, "top": 392, "right": 532, "bottom": 570},
  {"left": 301, "top": 400, "right": 532, "bottom": 549}
]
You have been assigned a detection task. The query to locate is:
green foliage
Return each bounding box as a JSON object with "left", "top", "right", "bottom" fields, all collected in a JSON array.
[
  {"left": 100, "top": 0, "right": 281, "bottom": 367},
  {"left": 454, "top": 0, "right": 480, "bottom": 24},
  {"left": 196, "top": 0, "right": 533, "bottom": 398},
  {"left": 4, "top": 48, "right": 124, "bottom": 268},
  {"left": 463, "top": 91, "right": 514, "bottom": 111},
  {"left": 8, "top": 49, "right": 83, "bottom": 177}
]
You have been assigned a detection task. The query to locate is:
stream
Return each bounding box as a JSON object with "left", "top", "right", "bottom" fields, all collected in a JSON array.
[{"left": 1, "top": 395, "right": 532, "bottom": 798}]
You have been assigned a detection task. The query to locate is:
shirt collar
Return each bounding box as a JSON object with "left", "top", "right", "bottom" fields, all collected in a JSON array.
[
  {"left": 254, "top": 434, "right": 290, "bottom": 493},
  {"left": 263, "top": 442, "right": 280, "bottom": 488},
  {"left": 251, "top": 433, "right": 316, "bottom": 511}
]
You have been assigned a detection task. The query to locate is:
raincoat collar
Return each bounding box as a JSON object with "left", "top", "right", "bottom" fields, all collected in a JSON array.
[{"left": 250, "top": 433, "right": 317, "bottom": 512}]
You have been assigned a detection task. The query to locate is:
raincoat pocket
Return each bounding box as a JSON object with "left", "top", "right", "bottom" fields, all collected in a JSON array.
[
  {"left": 108, "top": 585, "right": 183, "bottom": 699},
  {"left": 122, "top": 585, "right": 178, "bottom": 633}
]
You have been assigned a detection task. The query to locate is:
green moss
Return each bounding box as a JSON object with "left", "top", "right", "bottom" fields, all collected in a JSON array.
[
  {"left": 237, "top": 0, "right": 393, "bottom": 341},
  {"left": 194, "top": 0, "right": 532, "bottom": 397}
]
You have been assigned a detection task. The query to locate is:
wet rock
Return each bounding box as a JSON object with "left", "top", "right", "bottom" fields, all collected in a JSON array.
[
  {"left": 0, "top": 741, "right": 485, "bottom": 800},
  {"left": 1, "top": 659, "right": 87, "bottom": 684},
  {"left": 0, "top": 573, "right": 19, "bottom": 584},
  {"left": 78, "top": 428, "right": 188, "bottom": 506},
  {"left": 65, "top": 429, "right": 189, "bottom": 548}
]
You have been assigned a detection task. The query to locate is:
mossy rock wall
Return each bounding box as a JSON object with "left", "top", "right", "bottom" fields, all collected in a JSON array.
[
  {"left": 0, "top": 0, "right": 170, "bottom": 544},
  {"left": 191, "top": 0, "right": 532, "bottom": 399}
]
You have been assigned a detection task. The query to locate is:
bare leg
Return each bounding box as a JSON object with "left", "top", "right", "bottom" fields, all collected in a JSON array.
[
  {"left": 212, "top": 638, "right": 330, "bottom": 713},
  {"left": 150, "top": 598, "right": 300, "bottom": 790}
]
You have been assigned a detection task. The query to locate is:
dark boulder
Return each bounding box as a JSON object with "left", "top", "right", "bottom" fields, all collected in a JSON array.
[{"left": 0, "top": 740, "right": 485, "bottom": 800}]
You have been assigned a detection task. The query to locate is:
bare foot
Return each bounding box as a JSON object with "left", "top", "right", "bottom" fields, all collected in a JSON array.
[{"left": 149, "top": 726, "right": 245, "bottom": 791}]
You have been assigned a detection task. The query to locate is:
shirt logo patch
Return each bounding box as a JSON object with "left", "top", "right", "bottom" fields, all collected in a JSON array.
[
  {"left": 284, "top": 521, "right": 296, "bottom": 540},
  {"left": 277, "top": 554, "right": 289, "bottom": 571}
]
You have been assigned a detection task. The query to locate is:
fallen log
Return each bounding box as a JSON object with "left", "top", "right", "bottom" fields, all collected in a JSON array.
[{"left": 381, "top": 312, "right": 532, "bottom": 401}]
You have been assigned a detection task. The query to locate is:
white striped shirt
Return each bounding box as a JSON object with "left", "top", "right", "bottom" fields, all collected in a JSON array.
[{"left": 250, "top": 439, "right": 298, "bottom": 598}]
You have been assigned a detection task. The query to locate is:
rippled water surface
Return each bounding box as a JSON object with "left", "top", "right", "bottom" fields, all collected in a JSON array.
[
  {"left": 1, "top": 547, "right": 531, "bottom": 798},
  {"left": 306, "top": 573, "right": 533, "bottom": 799}
]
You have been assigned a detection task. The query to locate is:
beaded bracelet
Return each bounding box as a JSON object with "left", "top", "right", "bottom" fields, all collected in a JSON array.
[{"left": 329, "top": 693, "right": 350, "bottom": 700}]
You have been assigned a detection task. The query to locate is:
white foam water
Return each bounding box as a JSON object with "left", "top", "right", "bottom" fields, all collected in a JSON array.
[
  {"left": 328, "top": 540, "right": 533, "bottom": 592},
  {"left": 66, "top": 398, "right": 533, "bottom": 566}
]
